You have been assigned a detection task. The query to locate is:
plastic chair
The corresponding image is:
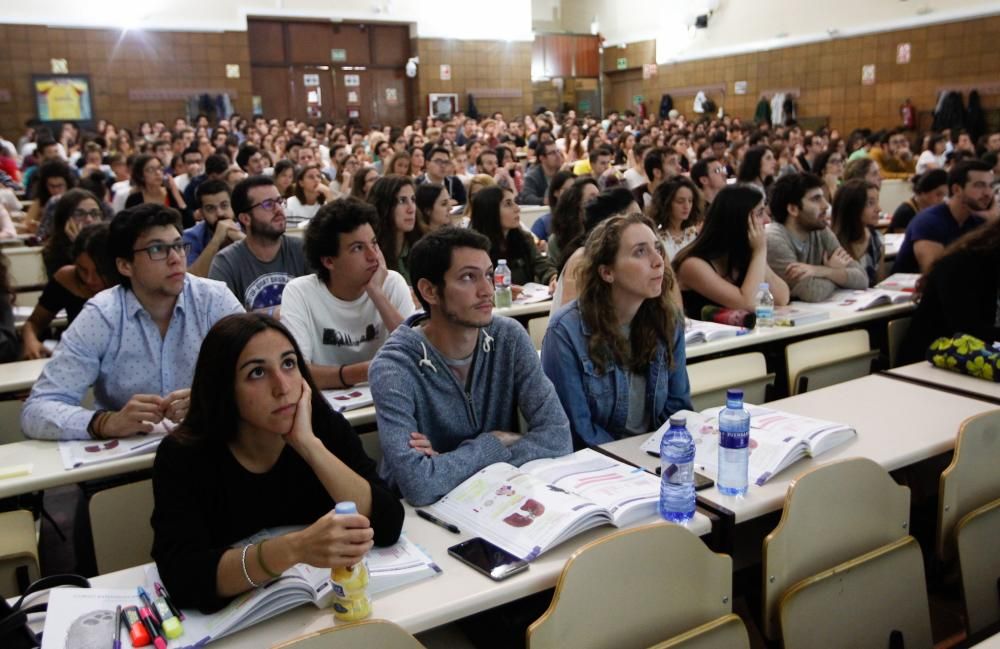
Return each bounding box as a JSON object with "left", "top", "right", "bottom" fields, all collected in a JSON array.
[
  {"left": 936, "top": 410, "right": 1000, "bottom": 562},
  {"left": 528, "top": 315, "right": 549, "bottom": 351},
  {"left": 785, "top": 329, "right": 878, "bottom": 395},
  {"left": 762, "top": 457, "right": 911, "bottom": 641},
  {"left": 0, "top": 509, "right": 39, "bottom": 598},
  {"left": 89, "top": 479, "right": 154, "bottom": 575},
  {"left": 686, "top": 352, "right": 775, "bottom": 411},
  {"left": 273, "top": 619, "right": 426, "bottom": 648},
  {"left": 358, "top": 430, "right": 382, "bottom": 463},
  {"left": 779, "top": 535, "right": 931, "bottom": 649},
  {"left": 647, "top": 613, "right": 750, "bottom": 649},
  {"left": 887, "top": 317, "right": 912, "bottom": 369},
  {"left": 527, "top": 523, "right": 732, "bottom": 649},
  {"left": 955, "top": 497, "right": 1000, "bottom": 635}
]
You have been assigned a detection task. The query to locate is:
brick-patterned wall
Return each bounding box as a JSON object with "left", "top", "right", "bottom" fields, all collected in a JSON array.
[
  {"left": 0, "top": 25, "right": 252, "bottom": 134},
  {"left": 413, "top": 39, "right": 533, "bottom": 120},
  {"left": 606, "top": 15, "right": 1000, "bottom": 133}
]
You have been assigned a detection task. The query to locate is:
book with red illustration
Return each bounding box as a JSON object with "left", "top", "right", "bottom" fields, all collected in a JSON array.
[{"left": 425, "top": 449, "right": 661, "bottom": 561}]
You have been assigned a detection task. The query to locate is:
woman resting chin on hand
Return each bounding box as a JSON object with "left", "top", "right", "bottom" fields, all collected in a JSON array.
[{"left": 151, "top": 313, "right": 404, "bottom": 612}]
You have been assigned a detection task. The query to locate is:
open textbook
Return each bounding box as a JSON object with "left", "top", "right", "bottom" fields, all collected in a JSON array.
[
  {"left": 57, "top": 420, "right": 176, "bottom": 470},
  {"left": 41, "top": 534, "right": 440, "bottom": 649},
  {"left": 322, "top": 385, "right": 373, "bottom": 413},
  {"left": 426, "top": 448, "right": 662, "bottom": 561},
  {"left": 822, "top": 288, "right": 914, "bottom": 311},
  {"left": 685, "top": 318, "right": 746, "bottom": 345},
  {"left": 876, "top": 272, "right": 919, "bottom": 292},
  {"left": 639, "top": 405, "right": 856, "bottom": 487},
  {"left": 513, "top": 282, "right": 553, "bottom": 305}
]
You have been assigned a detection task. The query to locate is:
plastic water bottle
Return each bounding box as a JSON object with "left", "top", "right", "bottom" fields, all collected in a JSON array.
[
  {"left": 330, "top": 501, "right": 371, "bottom": 621},
  {"left": 717, "top": 389, "right": 751, "bottom": 496},
  {"left": 755, "top": 282, "right": 774, "bottom": 328},
  {"left": 494, "top": 259, "right": 513, "bottom": 308},
  {"left": 659, "top": 415, "right": 695, "bottom": 523}
]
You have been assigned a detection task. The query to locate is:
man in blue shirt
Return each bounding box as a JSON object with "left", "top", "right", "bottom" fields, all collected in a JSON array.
[
  {"left": 183, "top": 180, "right": 245, "bottom": 277},
  {"left": 22, "top": 203, "right": 244, "bottom": 440},
  {"left": 893, "top": 160, "right": 995, "bottom": 274}
]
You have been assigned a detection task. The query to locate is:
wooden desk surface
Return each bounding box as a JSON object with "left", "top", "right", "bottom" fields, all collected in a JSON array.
[
  {"left": 602, "top": 374, "right": 998, "bottom": 524},
  {"left": 87, "top": 506, "right": 710, "bottom": 642}
]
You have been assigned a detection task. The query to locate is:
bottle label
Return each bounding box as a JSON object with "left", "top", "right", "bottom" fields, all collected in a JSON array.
[
  {"left": 494, "top": 271, "right": 511, "bottom": 288},
  {"left": 719, "top": 428, "right": 749, "bottom": 449}
]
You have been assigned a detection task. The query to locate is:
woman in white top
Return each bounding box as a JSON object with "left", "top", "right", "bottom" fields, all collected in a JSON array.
[
  {"left": 648, "top": 177, "right": 702, "bottom": 261},
  {"left": 916, "top": 134, "right": 948, "bottom": 174},
  {"left": 285, "top": 163, "right": 331, "bottom": 223}
]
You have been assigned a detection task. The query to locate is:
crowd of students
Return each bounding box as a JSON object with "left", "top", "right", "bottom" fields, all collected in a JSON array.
[{"left": 1, "top": 105, "right": 998, "bottom": 613}]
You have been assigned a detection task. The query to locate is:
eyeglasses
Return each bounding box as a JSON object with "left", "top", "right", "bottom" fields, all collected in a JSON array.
[
  {"left": 429, "top": 158, "right": 450, "bottom": 166},
  {"left": 133, "top": 241, "right": 191, "bottom": 261},
  {"left": 71, "top": 208, "right": 103, "bottom": 221},
  {"left": 249, "top": 197, "right": 287, "bottom": 213}
]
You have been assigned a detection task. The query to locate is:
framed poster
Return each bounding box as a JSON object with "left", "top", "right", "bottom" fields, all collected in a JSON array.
[
  {"left": 32, "top": 74, "right": 93, "bottom": 124},
  {"left": 428, "top": 93, "right": 459, "bottom": 119}
]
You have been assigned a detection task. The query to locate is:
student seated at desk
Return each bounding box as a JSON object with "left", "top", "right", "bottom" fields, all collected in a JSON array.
[
  {"left": 182, "top": 180, "right": 245, "bottom": 278},
  {"left": 41, "top": 189, "right": 106, "bottom": 278},
  {"left": 900, "top": 218, "right": 1000, "bottom": 364},
  {"left": 0, "top": 249, "right": 18, "bottom": 362},
  {"left": 369, "top": 175, "right": 420, "bottom": 285},
  {"left": 542, "top": 213, "right": 692, "bottom": 447},
  {"left": 832, "top": 179, "right": 883, "bottom": 287},
  {"left": 281, "top": 198, "right": 415, "bottom": 389},
  {"left": 369, "top": 227, "right": 572, "bottom": 506},
  {"left": 21, "top": 223, "right": 114, "bottom": 359},
  {"left": 673, "top": 185, "right": 790, "bottom": 318},
  {"left": 152, "top": 313, "right": 403, "bottom": 612},
  {"left": 766, "top": 172, "right": 868, "bottom": 302},
  {"left": 21, "top": 203, "right": 244, "bottom": 440}
]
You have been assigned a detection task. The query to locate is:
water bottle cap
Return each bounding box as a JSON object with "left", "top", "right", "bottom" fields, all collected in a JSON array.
[
  {"left": 669, "top": 414, "right": 687, "bottom": 428},
  {"left": 335, "top": 501, "right": 358, "bottom": 515},
  {"left": 498, "top": 259, "right": 507, "bottom": 265},
  {"left": 726, "top": 388, "right": 744, "bottom": 401},
  {"left": 758, "top": 282, "right": 769, "bottom": 290}
]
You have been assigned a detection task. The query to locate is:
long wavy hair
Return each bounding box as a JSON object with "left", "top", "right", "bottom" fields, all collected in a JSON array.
[
  {"left": 577, "top": 213, "right": 678, "bottom": 374},
  {"left": 550, "top": 177, "right": 598, "bottom": 266},
  {"left": 648, "top": 176, "right": 703, "bottom": 232},
  {"left": 292, "top": 163, "right": 328, "bottom": 206},
  {"left": 832, "top": 179, "right": 877, "bottom": 254},
  {"left": 173, "top": 313, "right": 331, "bottom": 445},
  {"left": 368, "top": 174, "right": 419, "bottom": 272}
]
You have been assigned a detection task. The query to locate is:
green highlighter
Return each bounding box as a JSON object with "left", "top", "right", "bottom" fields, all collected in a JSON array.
[{"left": 153, "top": 596, "right": 184, "bottom": 639}]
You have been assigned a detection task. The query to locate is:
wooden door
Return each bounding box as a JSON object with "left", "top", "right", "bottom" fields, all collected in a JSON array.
[
  {"left": 370, "top": 69, "right": 408, "bottom": 128},
  {"left": 250, "top": 66, "right": 291, "bottom": 122},
  {"left": 606, "top": 69, "right": 644, "bottom": 115},
  {"left": 333, "top": 69, "right": 372, "bottom": 126},
  {"left": 289, "top": 66, "right": 335, "bottom": 122}
]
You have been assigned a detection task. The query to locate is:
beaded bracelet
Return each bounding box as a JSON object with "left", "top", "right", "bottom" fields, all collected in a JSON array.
[{"left": 241, "top": 544, "right": 260, "bottom": 588}]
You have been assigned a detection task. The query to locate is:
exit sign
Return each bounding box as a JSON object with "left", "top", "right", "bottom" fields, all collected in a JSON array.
[{"left": 616, "top": 57, "right": 628, "bottom": 70}]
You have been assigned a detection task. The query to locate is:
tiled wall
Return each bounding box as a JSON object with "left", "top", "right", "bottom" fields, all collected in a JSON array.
[
  {"left": 606, "top": 15, "right": 1000, "bottom": 134},
  {"left": 412, "top": 39, "right": 533, "bottom": 121},
  {"left": 0, "top": 25, "right": 252, "bottom": 135}
]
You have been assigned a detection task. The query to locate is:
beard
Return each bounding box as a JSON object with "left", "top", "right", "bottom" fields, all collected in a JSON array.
[
  {"left": 440, "top": 297, "right": 492, "bottom": 330},
  {"left": 249, "top": 215, "right": 284, "bottom": 240}
]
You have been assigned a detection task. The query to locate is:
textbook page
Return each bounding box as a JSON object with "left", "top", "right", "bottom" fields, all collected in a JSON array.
[{"left": 57, "top": 422, "right": 173, "bottom": 470}]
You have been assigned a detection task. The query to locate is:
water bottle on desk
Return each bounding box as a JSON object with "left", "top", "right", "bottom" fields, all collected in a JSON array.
[
  {"left": 494, "top": 259, "right": 513, "bottom": 308},
  {"left": 659, "top": 414, "right": 695, "bottom": 523},
  {"left": 717, "top": 389, "right": 750, "bottom": 496},
  {"left": 755, "top": 282, "right": 774, "bottom": 328}
]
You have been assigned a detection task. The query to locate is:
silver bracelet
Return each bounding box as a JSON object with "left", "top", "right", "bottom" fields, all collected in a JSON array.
[{"left": 241, "top": 544, "right": 260, "bottom": 589}]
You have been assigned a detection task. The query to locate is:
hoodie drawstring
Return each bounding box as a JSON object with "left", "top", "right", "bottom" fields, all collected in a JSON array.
[
  {"left": 481, "top": 331, "right": 494, "bottom": 353},
  {"left": 418, "top": 342, "right": 438, "bottom": 373}
]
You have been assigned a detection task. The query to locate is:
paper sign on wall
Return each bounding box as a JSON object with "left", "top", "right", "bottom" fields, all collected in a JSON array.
[
  {"left": 734, "top": 80, "right": 748, "bottom": 95},
  {"left": 303, "top": 73, "right": 320, "bottom": 87},
  {"left": 861, "top": 64, "right": 876, "bottom": 85},
  {"left": 348, "top": 109, "right": 360, "bottom": 118},
  {"left": 385, "top": 88, "right": 399, "bottom": 104},
  {"left": 344, "top": 74, "right": 360, "bottom": 87},
  {"left": 896, "top": 43, "right": 911, "bottom": 64},
  {"left": 440, "top": 64, "right": 451, "bottom": 81},
  {"left": 50, "top": 59, "right": 68, "bottom": 74},
  {"left": 347, "top": 91, "right": 359, "bottom": 104},
  {"left": 642, "top": 63, "right": 658, "bottom": 79}
]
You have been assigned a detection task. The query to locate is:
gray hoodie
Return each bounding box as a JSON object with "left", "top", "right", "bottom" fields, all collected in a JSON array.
[{"left": 369, "top": 313, "right": 572, "bottom": 506}]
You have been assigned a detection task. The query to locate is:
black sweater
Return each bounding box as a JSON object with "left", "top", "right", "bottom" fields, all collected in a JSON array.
[{"left": 151, "top": 411, "right": 404, "bottom": 612}]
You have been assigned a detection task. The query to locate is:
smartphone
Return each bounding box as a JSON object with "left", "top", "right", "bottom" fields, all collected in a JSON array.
[
  {"left": 654, "top": 465, "right": 715, "bottom": 491},
  {"left": 448, "top": 537, "right": 530, "bottom": 581}
]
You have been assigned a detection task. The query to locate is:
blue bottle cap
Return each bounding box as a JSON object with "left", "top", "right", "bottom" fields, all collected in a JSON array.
[
  {"left": 335, "top": 501, "right": 358, "bottom": 515},
  {"left": 727, "top": 388, "right": 744, "bottom": 400}
]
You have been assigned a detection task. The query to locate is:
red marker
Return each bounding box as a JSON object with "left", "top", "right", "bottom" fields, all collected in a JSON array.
[{"left": 139, "top": 606, "right": 167, "bottom": 649}]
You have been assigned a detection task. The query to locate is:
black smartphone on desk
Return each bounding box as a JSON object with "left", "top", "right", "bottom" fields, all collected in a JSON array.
[
  {"left": 448, "top": 537, "right": 529, "bottom": 581},
  {"left": 653, "top": 465, "right": 715, "bottom": 491}
]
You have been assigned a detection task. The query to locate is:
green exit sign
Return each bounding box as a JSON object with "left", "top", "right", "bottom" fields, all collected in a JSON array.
[
  {"left": 616, "top": 57, "right": 628, "bottom": 70},
  {"left": 331, "top": 49, "right": 347, "bottom": 62}
]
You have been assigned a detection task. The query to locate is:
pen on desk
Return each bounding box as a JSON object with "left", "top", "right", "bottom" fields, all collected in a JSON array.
[
  {"left": 138, "top": 605, "right": 167, "bottom": 649},
  {"left": 113, "top": 604, "right": 121, "bottom": 649},
  {"left": 137, "top": 586, "right": 161, "bottom": 627},
  {"left": 416, "top": 509, "right": 460, "bottom": 534},
  {"left": 155, "top": 581, "right": 185, "bottom": 620}
]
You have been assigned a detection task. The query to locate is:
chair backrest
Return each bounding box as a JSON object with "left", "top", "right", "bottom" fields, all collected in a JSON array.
[
  {"left": 528, "top": 315, "right": 549, "bottom": 351},
  {"left": 89, "top": 479, "right": 154, "bottom": 575},
  {"left": 762, "top": 457, "right": 911, "bottom": 640},
  {"left": 527, "top": 523, "right": 732, "bottom": 649},
  {"left": 785, "top": 329, "right": 876, "bottom": 395},
  {"left": 779, "top": 535, "right": 931, "bottom": 649},
  {"left": 937, "top": 410, "right": 1000, "bottom": 561},
  {"left": 647, "top": 613, "right": 750, "bottom": 649},
  {"left": 887, "top": 317, "right": 912, "bottom": 369},
  {"left": 6, "top": 247, "right": 46, "bottom": 291},
  {"left": 687, "top": 352, "right": 774, "bottom": 411},
  {"left": 956, "top": 498, "right": 1000, "bottom": 635},
  {"left": 358, "top": 430, "right": 382, "bottom": 463},
  {"left": 272, "top": 619, "right": 426, "bottom": 648},
  {"left": 0, "top": 509, "right": 40, "bottom": 598},
  {"left": 0, "top": 398, "right": 25, "bottom": 444}
]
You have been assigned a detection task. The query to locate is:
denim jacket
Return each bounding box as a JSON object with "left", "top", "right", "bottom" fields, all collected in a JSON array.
[{"left": 540, "top": 301, "right": 692, "bottom": 447}]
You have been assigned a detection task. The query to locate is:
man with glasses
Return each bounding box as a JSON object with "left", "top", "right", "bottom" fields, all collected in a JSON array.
[
  {"left": 517, "top": 140, "right": 562, "bottom": 205},
  {"left": 173, "top": 146, "right": 203, "bottom": 193},
  {"left": 209, "top": 175, "right": 308, "bottom": 315},
  {"left": 690, "top": 156, "right": 729, "bottom": 206},
  {"left": 183, "top": 180, "right": 245, "bottom": 277},
  {"left": 22, "top": 203, "right": 244, "bottom": 440},
  {"left": 417, "top": 146, "right": 467, "bottom": 205}
]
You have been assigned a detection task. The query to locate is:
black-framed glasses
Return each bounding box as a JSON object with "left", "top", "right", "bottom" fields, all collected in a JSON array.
[
  {"left": 429, "top": 158, "right": 450, "bottom": 166},
  {"left": 71, "top": 208, "right": 103, "bottom": 221},
  {"left": 133, "top": 241, "right": 191, "bottom": 261},
  {"left": 249, "top": 197, "right": 286, "bottom": 213}
]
